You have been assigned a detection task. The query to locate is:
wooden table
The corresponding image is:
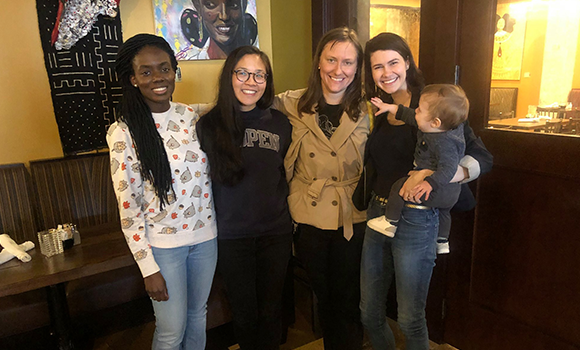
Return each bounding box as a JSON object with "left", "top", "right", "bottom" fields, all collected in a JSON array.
[
  {"left": 0, "top": 224, "right": 132, "bottom": 349},
  {"left": 488, "top": 117, "right": 569, "bottom": 131}
]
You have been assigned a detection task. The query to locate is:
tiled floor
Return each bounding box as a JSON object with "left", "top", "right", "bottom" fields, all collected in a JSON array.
[{"left": 88, "top": 282, "right": 457, "bottom": 350}]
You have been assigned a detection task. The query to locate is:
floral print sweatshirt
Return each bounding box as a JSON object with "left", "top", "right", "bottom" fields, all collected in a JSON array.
[{"left": 107, "top": 102, "right": 217, "bottom": 278}]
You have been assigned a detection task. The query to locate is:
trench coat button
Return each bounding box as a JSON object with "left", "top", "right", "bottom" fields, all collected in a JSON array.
[
  {"left": 311, "top": 201, "right": 317, "bottom": 207},
  {"left": 330, "top": 151, "right": 337, "bottom": 157},
  {"left": 313, "top": 177, "right": 317, "bottom": 181},
  {"left": 332, "top": 200, "right": 338, "bottom": 206},
  {"left": 331, "top": 176, "right": 337, "bottom": 181},
  {"left": 309, "top": 152, "right": 315, "bottom": 158}
]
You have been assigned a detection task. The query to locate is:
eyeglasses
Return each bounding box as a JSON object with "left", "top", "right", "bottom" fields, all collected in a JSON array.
[{"left": 233, "top": 69, "right": 268, "bottom": 84}]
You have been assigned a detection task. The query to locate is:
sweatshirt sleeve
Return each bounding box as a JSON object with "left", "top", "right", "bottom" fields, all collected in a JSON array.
[
  {"left": 273, "top": 91, "right": 290, "bottom": 116},
  {"left": 395, "top": 104, "right": 418, "bottom": 127},
  {"left": 424, "top": 133, "right": 462, "bottom": 191},
  {"left": 107, "top": 123, "right": 160, "bottom": 278}
]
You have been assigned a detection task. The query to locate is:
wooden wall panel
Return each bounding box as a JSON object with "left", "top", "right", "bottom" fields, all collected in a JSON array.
[
  {"left": 481, "top": 130, "right": 580, "bottom": 178},
  {"left": 311, "top": 0, "right": 357, "bottom": 54},
  {"left": 442, "top": 0, "right": 580, "bottom": 348},
  {"left": 419, "top": 0, "right": 464, "bottom": 342},
  {"left": 455, "top": 0, "right": 496, "bottom": 132},
  {"left": 472, "top": 166, "right": 580, "bottom": 346},
  {"left": 419, "top": 0, "right": 460, "bottom": 85}
]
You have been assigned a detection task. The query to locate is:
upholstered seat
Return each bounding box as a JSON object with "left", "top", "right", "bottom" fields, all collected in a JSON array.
[
  {"left": 489, "top": 87, "right": 518, "bottom": 120},
  {"left": 0, "top": 164, "right": 47, "bottom": 338},
  {"left": 29, "top": 153, "right": 119, "bottom": 230},
  {"left": 0, "top": 155, "right": 232, "bottom": 339},
  {"left": 0, "top": 164, "right": 37, "bottom": 243}
]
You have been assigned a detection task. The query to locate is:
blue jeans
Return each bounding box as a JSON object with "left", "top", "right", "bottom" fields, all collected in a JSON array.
[
  {"left": 150, "top": 238, "right": 218, "bottom": 350},
  {"left": 360, "top": 197, "right": 438, "bottom": 350}
]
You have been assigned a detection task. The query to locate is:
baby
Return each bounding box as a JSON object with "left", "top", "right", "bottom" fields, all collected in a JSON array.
[{"left": 367, "top": 84, "right": 469, "bottom": 254}]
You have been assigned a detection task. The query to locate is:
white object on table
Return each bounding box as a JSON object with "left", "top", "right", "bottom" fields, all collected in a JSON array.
[
  {"left": 517, "top": 117, "right": 539, "bottom": 123},
  {"left": 0, "top": 234, "right": 34, "bottom": 263}
]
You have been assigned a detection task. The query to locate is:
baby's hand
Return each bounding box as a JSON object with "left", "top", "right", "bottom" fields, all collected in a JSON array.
[{"left": 370, "top": 97, "right": 398, "bottom": 116}]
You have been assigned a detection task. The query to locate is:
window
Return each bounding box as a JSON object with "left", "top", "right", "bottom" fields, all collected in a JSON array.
[{"left": 486, "top": 0, "right": 580, "bottom": 136}]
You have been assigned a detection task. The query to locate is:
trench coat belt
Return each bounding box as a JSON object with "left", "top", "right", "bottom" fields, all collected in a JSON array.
[{"left": 296, "top": 172, "right": 359, "bottom": 241}]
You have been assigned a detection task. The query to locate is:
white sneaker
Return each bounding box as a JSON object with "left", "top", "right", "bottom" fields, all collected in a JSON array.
[
  {"left": 437, "top": 239, "right": 450, "bottom": 254},
  {"left": 367, "top": 216, "right": 397, "bottom": 237}
]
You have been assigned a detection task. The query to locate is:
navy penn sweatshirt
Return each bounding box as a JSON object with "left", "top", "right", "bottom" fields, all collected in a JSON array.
[{"left": 203, "top": 106, "right": 293, "bottom": 239}]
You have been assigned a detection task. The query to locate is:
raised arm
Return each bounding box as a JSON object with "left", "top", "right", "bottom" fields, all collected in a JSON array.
[{"left": 394, "top": 104, "right": 418, "bottom": 127}]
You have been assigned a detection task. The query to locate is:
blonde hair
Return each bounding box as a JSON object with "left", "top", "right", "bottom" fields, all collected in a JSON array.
[{"left": 422, "top": 84, "right": 469, "bottom": 130}]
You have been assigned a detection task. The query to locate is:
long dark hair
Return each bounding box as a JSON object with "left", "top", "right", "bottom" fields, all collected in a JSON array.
[
  {"left": 197, "top": 45, "right": 274, "bottom": 186},
  {"left": 364, "top": 33, "right": 424, "bottom": 100},
  {"left": 115, "top": 33, "right": 178, "bottom": 209},
  {"left": 298, "top": 27, "right": 364, "bottom": 121}
]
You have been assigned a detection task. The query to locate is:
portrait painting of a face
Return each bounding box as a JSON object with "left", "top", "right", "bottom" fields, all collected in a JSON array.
[{"left": 153, "top": 0, "right": 259, "bottom": 60}]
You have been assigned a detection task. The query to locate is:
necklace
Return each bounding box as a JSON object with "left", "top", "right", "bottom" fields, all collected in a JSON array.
[{"left": 494, "top": 30, "right": 512, "bottom": 57}]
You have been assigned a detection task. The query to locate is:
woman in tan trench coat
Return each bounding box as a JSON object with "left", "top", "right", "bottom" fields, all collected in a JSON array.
[{"left": 273, "top": 27, "right": 369, "bottom": 350}]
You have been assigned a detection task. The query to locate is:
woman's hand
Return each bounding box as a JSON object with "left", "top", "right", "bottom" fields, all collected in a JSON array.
[
  {"left": 144, "top": 271, "right": 169, "bottom": 302},
  {"left": 399, "top": 169, "right": 434, "bottom": 203}
]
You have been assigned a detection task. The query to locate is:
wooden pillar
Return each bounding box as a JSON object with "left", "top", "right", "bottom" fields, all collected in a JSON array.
[{"left": 311, "top": 0, "right": 358, "bottom": 54}]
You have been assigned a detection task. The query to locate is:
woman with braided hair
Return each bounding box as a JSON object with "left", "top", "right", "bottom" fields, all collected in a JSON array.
[{"left": 108, "top": 33, "right": 217, "bottom": 350}]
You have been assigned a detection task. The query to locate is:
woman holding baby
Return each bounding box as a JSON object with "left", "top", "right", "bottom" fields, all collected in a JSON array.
[{"left": 356, "top": 33, "right": 493, "bottom": 350}]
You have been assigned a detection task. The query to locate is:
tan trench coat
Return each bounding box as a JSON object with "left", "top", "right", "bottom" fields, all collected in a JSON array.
[{"left": 273, "top": 89, "right": 370, "bottom": 240}]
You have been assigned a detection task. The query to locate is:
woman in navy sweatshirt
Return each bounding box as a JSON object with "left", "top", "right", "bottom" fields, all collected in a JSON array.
[{"left": 196, "top": 46, "right": 292, "bottom": 350}]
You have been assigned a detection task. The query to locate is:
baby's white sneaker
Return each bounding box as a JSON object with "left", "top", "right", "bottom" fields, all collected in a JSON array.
[{"left": 367, "top": 216, "right": 397, "bottom": 237}]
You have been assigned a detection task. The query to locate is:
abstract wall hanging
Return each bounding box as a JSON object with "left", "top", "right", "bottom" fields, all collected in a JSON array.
[{"left": 36, "top": 0, "right": 123, "bottom": 155}]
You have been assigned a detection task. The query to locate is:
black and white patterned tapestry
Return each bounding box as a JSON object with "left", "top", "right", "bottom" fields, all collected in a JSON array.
[{"left": 36, "top": 0, "right": 123, "bottom": 155}]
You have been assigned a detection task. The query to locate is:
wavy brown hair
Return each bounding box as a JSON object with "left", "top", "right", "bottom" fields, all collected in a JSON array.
[{"left": 298, "top": 27, "right": 364, "bottom": 122}]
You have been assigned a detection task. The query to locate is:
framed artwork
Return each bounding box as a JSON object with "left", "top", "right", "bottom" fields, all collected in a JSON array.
[
  {"left": 492, "top": 4, "right": 527, "bottom": 80},
  {"left": 153, "top": 0, "right": 259, "bottom": 60}
]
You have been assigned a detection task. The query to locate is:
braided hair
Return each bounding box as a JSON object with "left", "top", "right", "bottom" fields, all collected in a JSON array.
[{"left": 115, "top": 34, "right": 178, "bottom": 210}]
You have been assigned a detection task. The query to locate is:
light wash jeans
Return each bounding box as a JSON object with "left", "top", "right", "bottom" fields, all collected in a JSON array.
[
  {"left": 151, "top": 238, "right": 217, "bottom": 350},
  {"left": 360, "top": 197, "right": 438, "bottom": 350}
]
